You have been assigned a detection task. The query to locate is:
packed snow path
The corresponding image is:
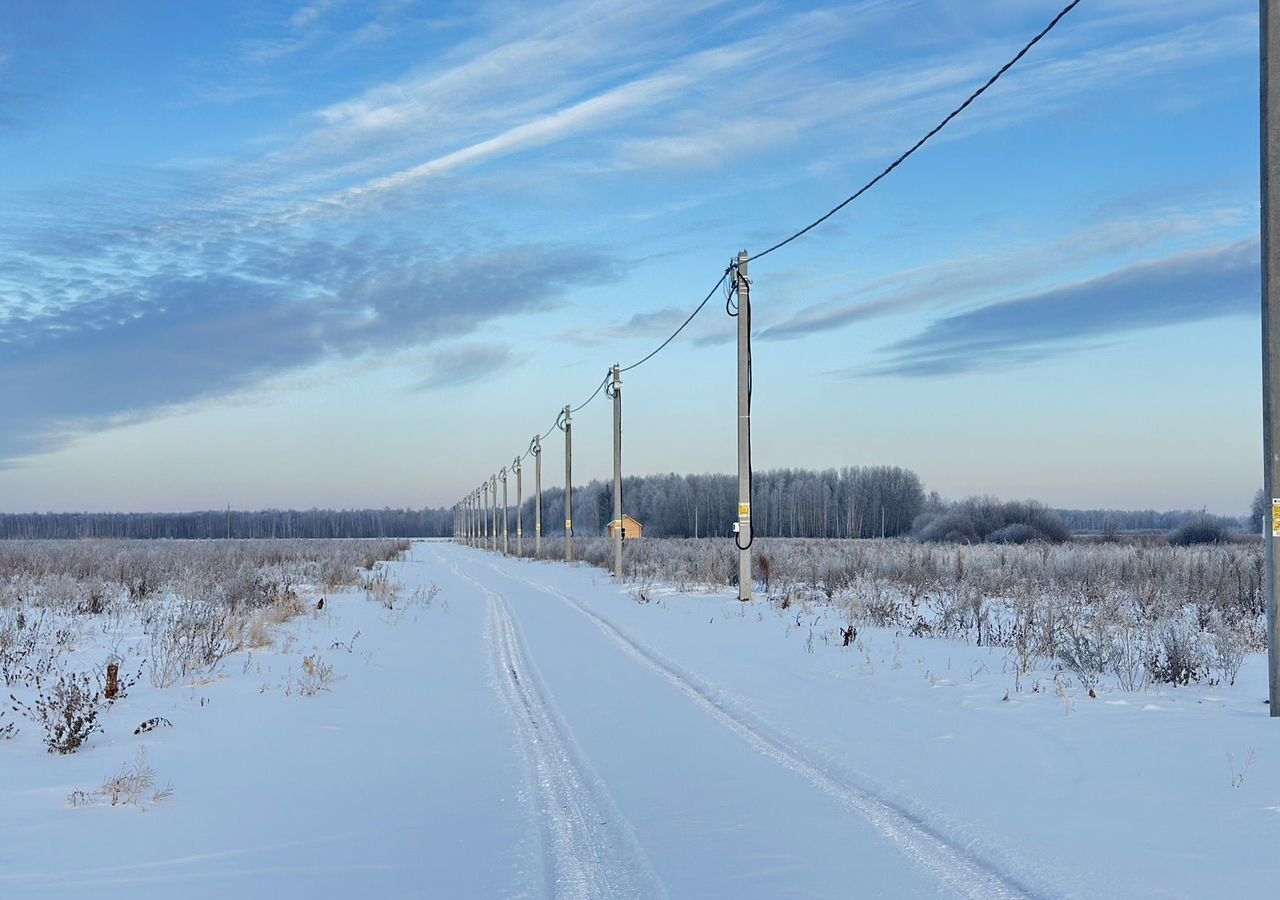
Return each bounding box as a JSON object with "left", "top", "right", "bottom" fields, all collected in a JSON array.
[
  {"left": 7, "top": 539, "right": 1280, "bottom": 898},
  {"left": 438, "top": 544, "right": 1033, "bottom": 900}
]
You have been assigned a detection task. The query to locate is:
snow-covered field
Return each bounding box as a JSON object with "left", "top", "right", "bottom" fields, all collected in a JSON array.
[{"left": 4, "top": 539, "right": 1279, "bottom": 898}]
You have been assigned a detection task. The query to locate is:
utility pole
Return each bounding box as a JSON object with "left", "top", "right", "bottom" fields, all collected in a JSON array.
[
  {"left": 734, "top": 250, "right": 753, "bottom": 602},
  {"left": 610, "top": 363, "right": 624, "bottom": 580},
  {"left": 482, "top": 482, "right": 490, "bottom": 551},
  {"left": 562, "top": 405, "right": 574, "bottom": 563},
  {"left": 534, "top": 435, "right": 543, "bottom": 557},
  {"left": 490, "top": 474, "right": 498, "bottom": 552},
  {"left": 500, "top": 467, "right": 509, "bottom": 556},
  {"left": 1262, "top": 0, "right": 1280, "bottom": 715},
  {"left": 514, "top": 456, "right": 523, "bottom": 557}
]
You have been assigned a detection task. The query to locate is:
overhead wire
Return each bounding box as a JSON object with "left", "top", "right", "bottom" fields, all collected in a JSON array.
[
  {"left": 572, "top": 371, "right": 612, "bottom": 414},
  {"left": 620, "top": 267, "right": 732, "bottom": 373},
  {"left": 753, "top": 0, "right": 1082, "bottom": 262}
]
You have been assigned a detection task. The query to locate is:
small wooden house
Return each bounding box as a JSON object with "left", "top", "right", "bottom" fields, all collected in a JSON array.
[{"left": 606, "top": 514, "right": 644, "bottom": 540}]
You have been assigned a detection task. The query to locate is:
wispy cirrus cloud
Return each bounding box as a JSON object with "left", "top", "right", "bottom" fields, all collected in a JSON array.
[{"left": 850, "top": 238, "right": 1258, "bottom": 378}]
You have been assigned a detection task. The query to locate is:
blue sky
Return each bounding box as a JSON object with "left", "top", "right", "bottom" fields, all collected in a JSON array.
[{"left": 0, "top": 0, "right": 1262, "bottom": 514}]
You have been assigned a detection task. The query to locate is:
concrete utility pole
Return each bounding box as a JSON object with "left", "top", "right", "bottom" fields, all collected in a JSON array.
[
  {"left": 490, "top": 474, "right": 498, "bottom": 552},
  {"left": 611, "top": 364, "right": 624, "bottom": 580},
  {"left": 500, "top": 467, "right": 509, "bottom": 556},
  {"left": 562, "top": 405, "right": 574, "bottom": 563},
  {"left": 735, "top": 250, "right": 753, "bottom": 602},
  {"left": 534, "top": 435, "right": 543, "bottom": 557},
  {"left": 482, "top": 482, "right": 490, "bottom": 550},
  {"left": 1262, "top": 0, "right": 1280, "bottom": 715},
  {"left": 514, "top": 456, "right": 523, "bottom": 557}
]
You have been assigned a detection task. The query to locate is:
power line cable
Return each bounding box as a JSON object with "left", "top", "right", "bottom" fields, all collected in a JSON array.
[
  {"left": 620, "top": 267, "right": 732, "bottom": 373},
  {"left": 753, "top": 0, "right": 1082, "bottom": 262},
  {"left": 572, "top": 372, "right": 611, "bottom": 414}
]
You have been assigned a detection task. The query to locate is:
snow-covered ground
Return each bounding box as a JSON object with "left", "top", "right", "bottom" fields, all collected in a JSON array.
[{"left": 4, "top": 539, "right": 1279, "bottom": 898}]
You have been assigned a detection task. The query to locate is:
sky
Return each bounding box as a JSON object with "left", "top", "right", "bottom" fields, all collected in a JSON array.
[{"left": 0, "top": 0, "right": 1263, "bottom": 515}]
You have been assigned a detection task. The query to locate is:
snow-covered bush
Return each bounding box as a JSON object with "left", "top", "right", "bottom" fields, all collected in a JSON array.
[
  {"left": 11, "top": 671, "right": 105, "bottom": 754},
  {"left": 914, "top": 498, "right": 1068, "bottom": 544},
  {"left": 68, "top": 746, "right": 173, "bottom": 809},
  {"left": 1168, "top": 519, "right": 1232, "bottom": 546}
]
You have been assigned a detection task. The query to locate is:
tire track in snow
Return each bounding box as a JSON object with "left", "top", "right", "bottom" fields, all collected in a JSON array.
[
  {"left": 443, "top": 557, "right": 668, "bottom": 900},
  {"left": 484, "top": 560, "right": 1052, "bottom": 900}
]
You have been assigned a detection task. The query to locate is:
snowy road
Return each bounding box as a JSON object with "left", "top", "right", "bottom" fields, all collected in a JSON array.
[{"left": 423, "top": 542, "right": 1032, "bottom": 900}]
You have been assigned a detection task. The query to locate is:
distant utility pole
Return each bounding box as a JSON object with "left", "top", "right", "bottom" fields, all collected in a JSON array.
[
  {"left": 734, "top": 250, "right": 753, "bottom": 602},
  {"left": 500, "top": 466, "right": 509, "bottom": 556},
  {"left": 490, "top": 473, "right": 498, "bottom": 552},
  {"left": 611, "top": 363, "right": 624, "bottom": 580},
  {"left": 482, "top": 482, "right": 490, "bottom": 550},
  {"left": 562, "top": 405, "right": 574, "bottom": 563},
  {"left": 514, "top": 456, "right": 523, "bottom": 557},
  {"left": 1262, "top": 0, "right": 1280, "bottom": 716},
  {"left": 534, "top": 435, "right": 543, "bottom": 557}
]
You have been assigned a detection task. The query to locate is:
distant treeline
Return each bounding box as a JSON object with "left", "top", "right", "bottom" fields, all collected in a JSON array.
[
  {"left": 0, "top": 508, "right": 454, "bottom": 540},
  {"left": 4, "top": 482, "right": 1250, "bottom": 542},
  {"left": 515, "top": 467, "right": 927, "bottom": 539},
  {"left": 1050, "top": 507, "right": 1248, "bottom": 535}
]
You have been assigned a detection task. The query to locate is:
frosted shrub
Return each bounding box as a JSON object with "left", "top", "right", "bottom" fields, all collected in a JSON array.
[
  {"left": 68, "top": 747, "right": 173, "bottom": 809},
  {"left": 146, "top": 598, "right": 235, "bottom": 688},
  {"left": 1148, "top": 619, "right": 1211, "bottom": 687},
  {"left": 1056, "top": 620, "right": 1114, "bottom": 691},
  {"left": 11, "top": 671, "right": 105, "bottom": 754},
  {"left": 295, "top": 655, "right": 337, "bottom": 696},
  {"left": 1210, "top": 627, "right": 1247, "bottom": 687}
]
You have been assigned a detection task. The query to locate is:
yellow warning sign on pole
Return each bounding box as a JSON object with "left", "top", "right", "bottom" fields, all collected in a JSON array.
[
  {"left": 1272, "top": 499, "right": 1280, "bottom": 537},
  {"left": 738, "top": 503, "right": 751, "bottom": 518}
]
